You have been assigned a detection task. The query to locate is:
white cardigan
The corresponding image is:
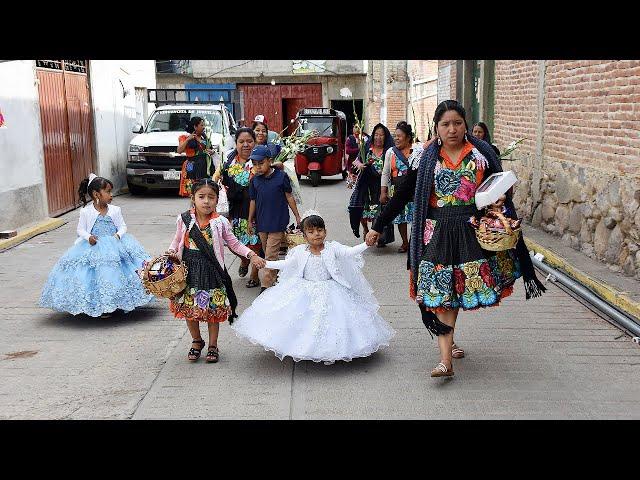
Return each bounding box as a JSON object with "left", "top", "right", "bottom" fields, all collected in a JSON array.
[
  {"left": 266, "top": 241, "right": 369, "bottom": 290},
  {"left": 75, "top": 204, "right": 127, "bottom": 244}
]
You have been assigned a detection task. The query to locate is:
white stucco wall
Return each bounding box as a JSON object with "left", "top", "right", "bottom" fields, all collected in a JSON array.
[
  {"left": 89, "top": 60, "right": 156, "bottom": 191},
  {"left": 0, "top": 60, "right": 48, "bottom": 229},
  {"left": 0, "top": 60, "right": 46, "bottom": 194}
]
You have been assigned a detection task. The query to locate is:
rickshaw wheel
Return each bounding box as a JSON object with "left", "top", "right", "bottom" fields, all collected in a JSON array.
[{"left": 310, "top": 171, "right": 321, "bottom": 187}]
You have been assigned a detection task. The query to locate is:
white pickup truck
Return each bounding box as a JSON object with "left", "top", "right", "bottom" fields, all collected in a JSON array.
[{"left": 126, "top": 104, "right": 237, "bottom": 194}]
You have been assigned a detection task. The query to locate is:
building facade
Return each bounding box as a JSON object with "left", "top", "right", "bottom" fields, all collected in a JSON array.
[
  {"left": 0, "top": 60, "right": 156, "bottom": 231},
  {"left": 438, "top": 60, "right": 640, "bottom": 279},
  {"left": 366, "top": 60, "right": 438, "bottom": 140},
  {"left": 155, "top": 60, "right": 367, "bottom": 135}
]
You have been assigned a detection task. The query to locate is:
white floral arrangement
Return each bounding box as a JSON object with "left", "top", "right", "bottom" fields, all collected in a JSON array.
[{"left": 499, "top": 138, "right": 526, "bottom": 160}]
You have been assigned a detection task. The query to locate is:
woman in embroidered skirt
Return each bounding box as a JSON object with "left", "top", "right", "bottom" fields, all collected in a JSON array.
[
  {"left": 348, "top": 123, "right": 394, "bottom": 237},
  {"left": 178, "top": 116, "right": 215, "bottom": 197},
  {"left": 367, "top": 100, "right": 546, "bottom": 378},
  {"left": 380, "top": 121, "right": 423, "bottom": 253},
  {"left": 217, "top": 127, "right": 262, "bottom": 288}
]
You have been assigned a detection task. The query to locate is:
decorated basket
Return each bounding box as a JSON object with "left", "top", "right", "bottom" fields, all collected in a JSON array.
[
  {"left": 139, "top": 254, "right": 188, "bottom": 299},
  {"left": 286, "top": 231, "right": 305, "bottom": 249},
  {"left": 475, "top": 211, "right": 521, "bottom": 252}
]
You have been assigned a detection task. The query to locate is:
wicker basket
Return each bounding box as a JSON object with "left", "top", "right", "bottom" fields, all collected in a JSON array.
[
  {"left": 285, "top": 231, "right": 306, "bottom": 249},
  {"left": 475, "top": 211, "right": 521, "bottom": 252},
  {"left": 140, "top": 254, "right": 188, "bottom": 299}
]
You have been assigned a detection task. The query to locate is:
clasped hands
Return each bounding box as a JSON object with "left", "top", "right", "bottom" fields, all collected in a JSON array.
[{"left": 165, "top": 248, "right": 267, "bottom": 270}]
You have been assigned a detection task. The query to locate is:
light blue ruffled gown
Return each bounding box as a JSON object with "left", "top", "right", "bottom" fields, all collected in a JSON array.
[{"left": 40, "top": 215, "right": 154, "bottom": 317}]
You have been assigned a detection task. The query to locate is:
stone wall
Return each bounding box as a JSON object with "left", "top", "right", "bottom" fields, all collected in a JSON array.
[{"left": 494, "top": 60, "right": 640, "bottom": 279}]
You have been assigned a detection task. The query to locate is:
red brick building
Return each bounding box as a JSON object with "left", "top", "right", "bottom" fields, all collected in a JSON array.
[
  {"left": 438, "top": 60, "right": 640, "bottom": 279},
  {"left": 366, "top": 60, "right": 438, "bottom": 140}
]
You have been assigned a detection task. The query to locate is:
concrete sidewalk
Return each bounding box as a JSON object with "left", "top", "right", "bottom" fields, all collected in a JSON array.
[{"left": 1, "top": 177, "right": 639, "bottom": 419}]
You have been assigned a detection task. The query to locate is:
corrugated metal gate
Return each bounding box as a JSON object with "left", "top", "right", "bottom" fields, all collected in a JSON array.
[
  {"left": 238, "top": 84, "right": 322, "bottom": 133},
  {"left": 36, "top": 60, "right": 94, "bottom": 216}
]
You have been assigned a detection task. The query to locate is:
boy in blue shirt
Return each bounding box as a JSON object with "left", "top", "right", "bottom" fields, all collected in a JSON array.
[{"left": 248, "top": 145, "right": 302, "bottom": 292}]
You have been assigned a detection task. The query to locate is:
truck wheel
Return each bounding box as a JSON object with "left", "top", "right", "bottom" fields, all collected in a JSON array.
[
  {"left": 309, "top": 171, "right": 320, "bottom": 187},
  {"left": 127, "top": 182, "right": 147, "bottom": 195}
]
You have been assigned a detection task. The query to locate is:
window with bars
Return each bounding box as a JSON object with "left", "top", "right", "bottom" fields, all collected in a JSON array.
[{"left": 36, "top": 60, "right": 88, "bottom": 73}]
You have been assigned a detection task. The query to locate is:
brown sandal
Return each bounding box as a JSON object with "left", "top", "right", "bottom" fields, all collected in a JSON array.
[
  {"left": 188, "top": 338, "right": 205, "bottom": 362},
  {"left": 206, "top": 345, "right": 219, "bottom": 363},
  {"left": 452, "top": 343, "right": 465, "bottom": 359},
  {"left": 431, "top": 362, "right": 454, "bottom": 377}
]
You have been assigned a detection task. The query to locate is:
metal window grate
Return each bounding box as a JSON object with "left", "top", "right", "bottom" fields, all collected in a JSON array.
[{"left": 36, "top": 60, "right": 87, "bottom": 73}]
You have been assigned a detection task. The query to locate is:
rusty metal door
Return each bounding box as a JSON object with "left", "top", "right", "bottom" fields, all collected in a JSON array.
[
  {"left": 36, "top": 60, "right": 94, "bottom": 217},
  {"left": 238, "top": 84, "right": 281, "bottom": 132},
  {"left": 239, "top": 83, "right": 323, "bottom": 135}
]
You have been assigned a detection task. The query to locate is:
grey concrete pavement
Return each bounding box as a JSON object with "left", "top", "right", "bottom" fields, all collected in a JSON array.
[{"left": 1, "top": 176, "right": 639, "bottom": 419}]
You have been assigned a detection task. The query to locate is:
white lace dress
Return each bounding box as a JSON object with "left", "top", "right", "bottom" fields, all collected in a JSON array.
[{"left": 232, "top": 248, "right": 395, "bottom": 364}]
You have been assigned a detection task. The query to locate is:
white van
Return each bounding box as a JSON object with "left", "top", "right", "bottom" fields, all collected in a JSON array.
[{"left": 126, "top": 104, "right": 237, "bottom": 194}]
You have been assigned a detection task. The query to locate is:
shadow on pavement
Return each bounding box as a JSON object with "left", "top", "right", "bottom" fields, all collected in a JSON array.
[{"left": 39, "top": 306, "right": 163, "bottom": 329}]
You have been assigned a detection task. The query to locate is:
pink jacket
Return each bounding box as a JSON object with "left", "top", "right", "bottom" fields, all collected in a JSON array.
[{"left": 169, "top": 212, "right": 252, "bottom": 266}]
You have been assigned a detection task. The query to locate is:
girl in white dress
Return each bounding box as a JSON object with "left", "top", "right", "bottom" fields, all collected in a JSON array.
[{"left": 232, "top": 211, "right": 395, "bottom": 364}]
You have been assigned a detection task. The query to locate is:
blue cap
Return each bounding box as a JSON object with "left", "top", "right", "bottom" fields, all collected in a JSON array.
[{"left": 249, "top": 145, "right": 272, "bottom": 161}]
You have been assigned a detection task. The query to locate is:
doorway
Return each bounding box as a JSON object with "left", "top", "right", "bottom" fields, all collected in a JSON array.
[
  {"left": 330, "top": 99, "right": 364, "bottom": 135},
  {"left": 282, "top": 98, "right": 306, "bottom": 136}
]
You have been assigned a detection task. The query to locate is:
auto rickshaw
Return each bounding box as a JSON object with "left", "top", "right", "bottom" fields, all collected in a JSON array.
[{"left": 293, "top": 108, "right": 348, "bottom": 187}]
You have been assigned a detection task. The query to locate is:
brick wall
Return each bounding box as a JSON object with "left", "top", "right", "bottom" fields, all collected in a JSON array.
[
  {"left": 437, "top": 60, "right": 457, "bottom": 103},
  {"left": 493, "top": 60, "right": 539, "bottom": 157},
  {"left": 408, "top": 60, "right": 438, "bottom": 140},
  {"left": 493, "top": 59, "right": 640, "bottom": 279}
]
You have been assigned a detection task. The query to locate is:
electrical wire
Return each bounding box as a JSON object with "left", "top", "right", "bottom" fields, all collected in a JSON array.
[{"left": 203, "top": 60, "right": 254, "bottom": 79}]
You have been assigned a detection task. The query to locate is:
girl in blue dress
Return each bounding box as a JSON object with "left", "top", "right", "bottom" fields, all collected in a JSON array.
[{"left": 40, "top": 174, "right": 153, "bottom": 317}]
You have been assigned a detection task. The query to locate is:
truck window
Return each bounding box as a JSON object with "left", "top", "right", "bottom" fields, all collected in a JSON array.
[{"left": 146, "top": 109, "right": 223, "bottom": 134}]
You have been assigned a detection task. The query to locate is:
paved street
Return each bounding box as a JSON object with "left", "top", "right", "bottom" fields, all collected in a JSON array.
[{"left": 1, "top": 177, "right": 639, "bottom": 420}]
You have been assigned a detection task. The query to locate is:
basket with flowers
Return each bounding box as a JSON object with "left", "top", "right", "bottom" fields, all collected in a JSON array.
[{"left": 139, "top": 254, "right": 188, "bottom": 299}]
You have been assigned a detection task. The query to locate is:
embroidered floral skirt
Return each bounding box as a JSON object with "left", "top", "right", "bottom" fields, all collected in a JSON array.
[
  {"left": 170, "top": 248, "right": 231, "bottom": 323},
  {"left": 389, "top": 184, "right": 414, "bottom": 224},
  {"left": 415, "top": 204, "right": 521, "bottom": 312},
  {"left": 231, "top": 217, "right": 261, "bottom": 253}
]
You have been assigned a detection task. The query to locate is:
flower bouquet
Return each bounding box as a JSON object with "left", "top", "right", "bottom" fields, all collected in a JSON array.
[{"left": 499, "top": 138, "right": 526, "bottom": 160}]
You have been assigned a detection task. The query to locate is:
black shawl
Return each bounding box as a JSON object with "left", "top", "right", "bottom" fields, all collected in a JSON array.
[
  {"left": 373, "top": 135, "right": 546, "bottom": 329},
  {"left": 348, "top": 124, "right": 393, "bottom": 236}
]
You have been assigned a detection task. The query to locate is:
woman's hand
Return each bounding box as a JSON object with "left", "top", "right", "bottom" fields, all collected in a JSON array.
[
  {"left": 88, "top": 235, "right": 98, "bottom": 246},
  {"left": 365, "top": 230, "right": 381, "bottom": 247},
  {"left": 490, "top": 194, "right": 507, "bottom": 209},
  {"left": 380, "top": 192, "right": 390, "bottom": 205}
]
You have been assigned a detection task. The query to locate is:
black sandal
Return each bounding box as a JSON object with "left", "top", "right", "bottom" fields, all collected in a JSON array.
[
  {"left": 206, "top": 346, "right": 219, "bottom": 363},
  {"left": 245, "top": 278, "right": 260, "bottom": 288},
  {"left": 188, "top": 338, "right": 205, "bottom": 362},
  {"left": 238, "top": 264, "right": 249, "bottom": 277}
]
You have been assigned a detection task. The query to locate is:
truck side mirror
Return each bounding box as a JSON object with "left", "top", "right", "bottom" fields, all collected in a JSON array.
[{"left": 132, "top": 123, "right": 144, "bottom": 134}]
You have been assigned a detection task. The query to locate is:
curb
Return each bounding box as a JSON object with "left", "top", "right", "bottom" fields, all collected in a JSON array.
[
  {"left": 525, "top": 238, "right": 640, "bottom": 321},
  {"left": 0, "top": 218, "right": 68, "bottom": 252}
]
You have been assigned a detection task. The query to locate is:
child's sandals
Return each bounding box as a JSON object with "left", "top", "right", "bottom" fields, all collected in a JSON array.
[
  {"left": 188, "top": 338, "right": 206, "bottom": 362},
  {"left": 431, "top": 362, "right": 454, "bottom": 377},
  {"left": 245, "top": 279, "right": 260, "bottom": 288},
  {"left": 238, "top": 264, "right": 249, "bottom": 277},
  {"left": 206, "top": 346, "right": 220, "bottom": 363},
  {"left": 451, "top": 343, "right": 465, "bottom": 359}
]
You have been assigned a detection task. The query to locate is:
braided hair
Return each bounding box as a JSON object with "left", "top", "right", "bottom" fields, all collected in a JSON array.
[{"left": 78, "top": 176, "right": 113, "bottom": 206}]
